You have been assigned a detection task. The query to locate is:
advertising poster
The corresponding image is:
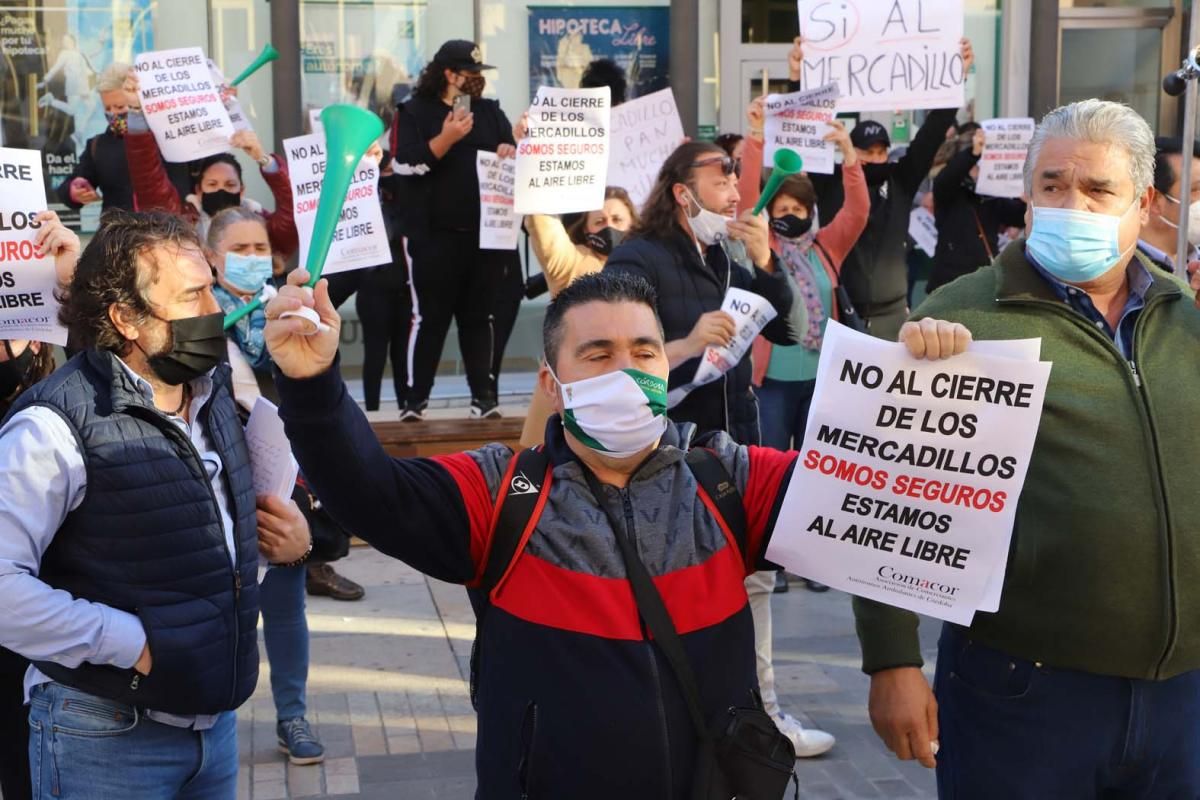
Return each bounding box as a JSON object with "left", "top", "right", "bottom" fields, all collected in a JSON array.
[
  {"left": 527, "top": 6, "right": 669, "bottom": 102},
  {"left": 0, "top": 1, "right": 155, "bottom": 231}
]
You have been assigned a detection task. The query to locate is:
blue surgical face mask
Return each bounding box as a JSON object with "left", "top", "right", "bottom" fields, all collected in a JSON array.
[
  {"left": 223, "top": 252, "right": 273, "bottom": 293},
  {"left": 1025, "top": 201, "right": 1138, "bottom": 284}
]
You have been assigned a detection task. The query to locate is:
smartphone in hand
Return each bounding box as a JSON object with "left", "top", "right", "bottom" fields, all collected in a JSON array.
[{"left": 453, "top": 94, "right": 471, "bottom": 117}]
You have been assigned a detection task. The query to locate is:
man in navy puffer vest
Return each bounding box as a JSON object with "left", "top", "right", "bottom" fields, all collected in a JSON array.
[{"left": 0, "top": 210, "right": 311, "bottom": 799}]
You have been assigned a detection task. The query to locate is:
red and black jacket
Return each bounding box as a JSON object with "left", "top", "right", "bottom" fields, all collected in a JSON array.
[{"left": 275, "top": 363, "right": 799, "bottom": 799}]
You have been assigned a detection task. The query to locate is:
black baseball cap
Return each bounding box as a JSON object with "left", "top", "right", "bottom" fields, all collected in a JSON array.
[
  {"left": 433, "top": 40, "right": 494, "bottom": 72},
  {"left": 851, "top": 120, "right": 890, "bottom": 151}
]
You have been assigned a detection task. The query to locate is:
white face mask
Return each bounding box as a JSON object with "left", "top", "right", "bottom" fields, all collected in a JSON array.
[
  {"left": 681, "top": 187, "right": 731, "bottom": 246},
  {"left": 1160, "top": 193, "right": 1200, "bottom": 247},
  {"left": 550, "top": 366, "right": 668, "bottom": 458}
]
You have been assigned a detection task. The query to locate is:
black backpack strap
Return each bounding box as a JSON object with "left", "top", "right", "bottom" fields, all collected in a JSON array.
[
  {"left": 686, "top": 446, "right": 748, "bottom": 565},
  {"left": 469, "top": 446, "right": 551, "bottom": 710},
  {"left": 581, "top": 469, "right": 714, "bottom": 743},
  {"left": 476, "top": 446, "right": 551, "bottom": 597}
]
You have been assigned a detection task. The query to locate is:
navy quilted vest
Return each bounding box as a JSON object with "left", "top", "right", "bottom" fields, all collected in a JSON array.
[{"left": 7, "top": 350, "right": 260, "bottom": 715}]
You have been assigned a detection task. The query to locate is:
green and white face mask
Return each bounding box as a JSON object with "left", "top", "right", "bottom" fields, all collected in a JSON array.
[{"left": 552, "top": 366, "right": 669, "bottom": 458}]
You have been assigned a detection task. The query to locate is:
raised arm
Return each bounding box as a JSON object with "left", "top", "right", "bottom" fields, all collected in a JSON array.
[
  {"left": 266, "top": 269, "right": 489, "bottom": 583},
  {"left": 813, "top": 121, "right": 869, "bottom": 267},
  {"left": 526, "top": 214, "right": 593, "bottom": 297}
]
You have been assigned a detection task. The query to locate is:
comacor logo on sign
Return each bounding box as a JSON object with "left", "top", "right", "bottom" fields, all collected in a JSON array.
[{"left": 877, "top": 566, "right": 960, "bottom": 597}]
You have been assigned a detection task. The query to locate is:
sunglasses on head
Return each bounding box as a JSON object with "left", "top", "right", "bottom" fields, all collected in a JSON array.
[{"left": 690, "top": 155, "right": 741, "bottom": 178}]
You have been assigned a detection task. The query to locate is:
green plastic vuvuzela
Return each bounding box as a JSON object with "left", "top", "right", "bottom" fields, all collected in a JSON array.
[
  {"left": 223, "top": 104, "right": 384, "bottom": 330},
  {"left": 751, "top": 148, "right": 804, "bottom": 217}
]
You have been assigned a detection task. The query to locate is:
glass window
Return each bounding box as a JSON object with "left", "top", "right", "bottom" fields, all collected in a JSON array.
[
  {"left": 1059, "top": 27, "right": 1162, "bottom": 125},
  {"left": 299, "top": 0, "right": 441, "bottom": 134},
  {"left": 741, "top": 0, "right": 799, "bottom": 44}
]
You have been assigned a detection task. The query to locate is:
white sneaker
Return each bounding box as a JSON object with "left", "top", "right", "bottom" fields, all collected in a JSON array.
[{"left": 773, "top": 712, "right": 835, "bottom": 758}]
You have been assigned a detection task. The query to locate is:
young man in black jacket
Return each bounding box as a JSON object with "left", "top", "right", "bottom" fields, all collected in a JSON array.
[
  {"left": 389, "top": 40, "right": 519, "bottom": 420},
  {"left": 927, "top": 127, "right": 1027, "bottom": 293},
  {"left": 788, "top": 37, "right": 975, "bottom": 340},
  {"left": 604, "top": 142, "right": 795, "bottom": 447}
]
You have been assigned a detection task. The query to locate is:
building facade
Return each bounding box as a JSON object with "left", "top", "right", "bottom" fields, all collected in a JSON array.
[{"left": 4, "top": 0, "right": 1191, "bottom": 395}]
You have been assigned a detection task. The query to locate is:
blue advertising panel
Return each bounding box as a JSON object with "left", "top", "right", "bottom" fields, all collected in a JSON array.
[{"left": 527, "top": 6, "right": 669, "bottom": 101}]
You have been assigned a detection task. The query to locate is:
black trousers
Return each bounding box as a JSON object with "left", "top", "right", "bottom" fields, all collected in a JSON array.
[
  {"left": 489, "top": 251, "right": 525, "bottom": 400},
  {"left": 357, "top": 269, "right": 413, "bottom": 411},
  {"left": 0, "top": 646, "right": 30, "bottom": 799},
  {"left": 407, "top": 231, "right": 509, "bottom": 403}
]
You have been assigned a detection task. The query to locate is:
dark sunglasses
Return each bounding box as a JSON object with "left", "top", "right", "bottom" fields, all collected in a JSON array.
[{"left": 690, "top": 155, "right": 741, "bottom": 179}]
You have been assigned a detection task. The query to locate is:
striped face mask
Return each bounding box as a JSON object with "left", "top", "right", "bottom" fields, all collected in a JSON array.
[{"left": 551, "top": 366, "right": 668, "bottom": 458}]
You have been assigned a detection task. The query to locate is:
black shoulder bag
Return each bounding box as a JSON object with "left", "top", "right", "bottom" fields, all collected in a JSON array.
[
  {"left": 581, "top": 462, "right": 799, "bottom": 800},
  {"left": 813, "top": 239, "right": 868, "bottom": 334}
]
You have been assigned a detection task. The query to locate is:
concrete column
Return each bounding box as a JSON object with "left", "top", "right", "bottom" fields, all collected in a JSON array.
[
  {"left": 670, "top": 0, "right": 698, "bottom": 132},
  {"left": 270, "top": 0, "right": 303, "bottom": 154}
]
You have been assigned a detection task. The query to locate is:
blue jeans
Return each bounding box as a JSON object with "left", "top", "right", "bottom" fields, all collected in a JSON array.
[
  {"left": 28, "top": 683, "right": 237, "bottom": 799},
  {"left": 756, "top": 378, "right": 816, "bottom": 451},
  {"left": 260, "top": 563, "right": 309, "bottom": 721},
  {"left": 935, "top": 624, "right": 1200, "bottom": 799}
]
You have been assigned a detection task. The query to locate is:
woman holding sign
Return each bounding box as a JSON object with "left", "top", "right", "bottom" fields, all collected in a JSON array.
[
  {"left": 120, "top": 70, "right": 300, "bottom": 259},
  {"left": 735, "top": 102, "right": 869, "bottom": 757},
  {"left": 739, "top": 104, "right": 869, "bottom": 453}
]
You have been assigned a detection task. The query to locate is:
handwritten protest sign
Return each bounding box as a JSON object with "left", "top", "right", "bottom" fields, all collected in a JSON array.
[
  {"left": 763, "top": 82, "right": 840, "bottom": 175},
  {"left": 135, "top": 47, "right": 234, "bottom": 161},
  {"left": 767, "top": 321, "right": 1050, "bottom": 624},
  {"left": 515, "top": 86, "right": 610, "bottom": 215},
  {"left": 909, "top": 207, "right": 938, "bottom": 255},
  {"left": 208, "top": 60, "right": 252, "bottom": 132},
  {"left": 477, "top": 152, "right": 521, "bottom": 250},
  {"left": 796, "top": 0, "right": 966, "bottom": 113},
  {"left": 975, "top": 118, "right": 1034, "bottom": 199},
  {"left": 0, "top": 148, "right": 65, "bottom": 345},
  {"left": 284, "top": 133, "right": 389, "bottom": 275},
  {"left": 608, "top": 89, "right": 685, "bottom": 208},
  {"left": 667, "top": 288, "right": 777, "bottom": 408}
]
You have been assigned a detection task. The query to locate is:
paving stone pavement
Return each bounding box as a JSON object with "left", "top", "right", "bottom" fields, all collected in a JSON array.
[{"left": 239, "top": 548, "right": 940, "bottom": 799}]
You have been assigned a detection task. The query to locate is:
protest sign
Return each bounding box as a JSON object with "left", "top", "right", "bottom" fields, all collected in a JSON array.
[
  {"left": 514, "top": 86, "right": 610, "bottom": 215},
  {"left": 767, "top": 321, "right": 1050, "bottom": 624},
  {"left": 0, "top": 147, "right": 66, "bottom": 345},
  {"left": 608, "top": 88, "right": 685, "bottom": 208},
  {"left": 283, "top": 133, "right": 389, "bottom": 275},
  {"left": 796, "top": 0, "right": 965, "bottom": 113},
  {"left": 477, "top": 152, "right": 521, "bottom": 250},
  {"left": 134, "top": 47, "right": 235, "bottom": 162},
  {"left": 975, "top": 118, "right": 1035, "bottom": 199},
  {"left": 667, "top": 288, "right": 777, "bottom": 408},
  {"left": 208, "top": 60, "right": 252, "bottom": 132},
  {"left": 763, "top": 82, "right": 840, "bottom": 175},
  {"left": 909, "top": 207, "right": 938, "bottom": 256}
]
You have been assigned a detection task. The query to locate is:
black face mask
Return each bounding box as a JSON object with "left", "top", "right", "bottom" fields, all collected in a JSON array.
[
  {"left": 770, "top": 214, "right": 813, "bottom": 240},
  {"left": 0, "top": 342, "right": 35, "bottom": 399},
  {"left": 201, "top": 189, "right": 241, "bottom": 218},
  {"left": 862, "top": 162, "right": 893, "bottom": 186},
  {"left": 458, "top": 74, "right": 486, "bottom": 98},
  {"left": 585, "top": 227, "right": 624, "bottom": 256},
  {"left": 141, "top": 312, "right": 228, "bottom": 386}
]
